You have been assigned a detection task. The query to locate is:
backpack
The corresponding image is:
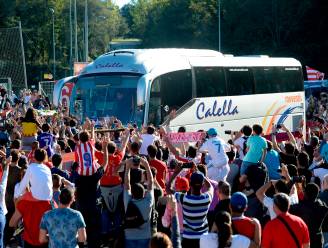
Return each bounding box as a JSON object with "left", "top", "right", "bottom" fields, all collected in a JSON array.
[
  {"left": 242, "top": 136, "right": 249, "bottom": 156},
  {"left": 124, "top": 201, "right": 145, "bottom": 229}
]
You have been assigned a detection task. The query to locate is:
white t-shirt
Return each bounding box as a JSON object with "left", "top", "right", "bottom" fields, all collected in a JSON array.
[
  {"left": 200, "top": 233, "right": 250, "bottom": 248},
  {"left": 14, "top": 182, "right": 25, "bottom": 200},
  {"left": 200, "top": 137, "right": 229, "bottom": 166},
  {"left": 16, "top": 163, "right": 53, "bottom": 201},
  {"left": 234, "top": 136, "right": 248, "bottom": 160},
  {"left": 139, "top": 134, "right": 159, "bottom": 155},
  {"left": 313, "top": 168, "right": 328, "bottom": 189},
  {"left": 263, "top": 190, "right": 298, "bottom": 220}
]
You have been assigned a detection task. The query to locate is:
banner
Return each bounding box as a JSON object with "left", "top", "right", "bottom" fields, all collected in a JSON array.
[{"left": 167, "top": 132, "right": 205, "bottom": 143}]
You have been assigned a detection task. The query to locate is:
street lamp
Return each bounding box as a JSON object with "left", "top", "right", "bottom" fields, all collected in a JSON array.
[
  {"left": 49, "top": 8, "right": 56, "bottom": 80},
  {"left": 84, "top": 0, "right": 88, "bottom": 62},
  {"left": 218, "top": 0, "right": 221, "bottom": 52}
]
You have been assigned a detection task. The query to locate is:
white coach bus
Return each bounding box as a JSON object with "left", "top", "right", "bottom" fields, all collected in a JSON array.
[{"left": 53, "top": 49, "right": 305, "bottom": 137}]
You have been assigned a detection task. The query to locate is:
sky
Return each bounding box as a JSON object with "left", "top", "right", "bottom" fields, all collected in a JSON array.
[{"left": 113, "top": 0, "right": 131, "bottom": 8}]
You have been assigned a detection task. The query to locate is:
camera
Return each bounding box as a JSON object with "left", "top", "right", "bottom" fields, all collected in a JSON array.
[
  {"left": 276, "top": 124, "right": 282, "bottom": 129},
  {"left": 225, "top": 130, "right": 237, "bottom": 135}
]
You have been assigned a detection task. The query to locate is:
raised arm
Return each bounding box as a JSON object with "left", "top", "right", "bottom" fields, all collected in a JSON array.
[
  {"left": 124, "top": 159, "right": 133, "bottom": 192},
  {"left": 271, "top": 125, "right": 282, "bottom": 153},
  {"left": 281, "top": 124, "right": 298, "bottom": 149},
  {"left": 141, "top": 158, "right": 154, "bottom": 192},
  {"left": 119, "top": 128, "right": 131, "bottom": 154},
  {"left": 256, "top": 181, "right": 273, "bottom": 203}
]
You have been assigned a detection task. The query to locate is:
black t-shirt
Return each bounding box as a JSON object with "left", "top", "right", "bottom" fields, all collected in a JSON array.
[
  {"left": 304, "top": 144, "right": 315, "bottom": 164},
  {"left": 279, "top": 152, "right": 297, "bottom": 165},
  {"left": 245, "top": 163, "right": 268, "bottom": 192},
  {"left": 290, "top": 199, "right": 328, "bottom": 248},
  {"left": 75, "top": 167, "right": 104, "bottom": 210}
]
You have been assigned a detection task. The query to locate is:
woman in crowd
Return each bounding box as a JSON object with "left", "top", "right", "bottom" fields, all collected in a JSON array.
[
  {"left": 200, "top": 211, "right": 255, "bottom": 248},
  {"left": 20, "top": 108, "right": 40, "bottom": 151}
]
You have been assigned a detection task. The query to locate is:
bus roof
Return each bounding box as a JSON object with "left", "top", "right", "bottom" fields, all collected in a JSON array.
[{"left": 80, "top": 49, "right": 302, "bottom": 76}]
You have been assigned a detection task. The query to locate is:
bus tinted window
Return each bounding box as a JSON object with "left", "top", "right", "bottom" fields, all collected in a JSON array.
[
  {"left": 254, "top": 67, "right": 303, "bottom": 94},
  {"left": 195, "top": 67, "right": 227, "bottom": 97},
  {"left": 226, "top": 68, "right": 254, "bottom": 96},
  {"left": 148, "top": 70, "right": 192, "bottom": 125}
]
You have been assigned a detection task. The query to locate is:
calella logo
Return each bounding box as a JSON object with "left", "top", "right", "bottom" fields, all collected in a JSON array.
[
  {"left": 196, "top": 99, "right": 239, "bottom": 120},
  {"left": 95, "top": 62, "right": 123, "bottom": 69}
]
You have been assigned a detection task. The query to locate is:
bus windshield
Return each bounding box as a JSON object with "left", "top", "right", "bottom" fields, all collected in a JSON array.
[{"left": 70, "top": 74, "right": 143, "bottom": 124}]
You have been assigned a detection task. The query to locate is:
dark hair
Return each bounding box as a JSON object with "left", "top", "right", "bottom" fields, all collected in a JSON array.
[
  {"left": 287, "top": 164, "right": 298, "bottom": 177},
  {"left": 275, "top": 179, "right": 290, "bottom": 194},
  {"left": 267, "top": 141, "right": 273, "bottom": 151},
  {"left": 214, "top": 211, "right": 232, "bottom": 248},
  {"left": 107, "top": 141, "right": 116, "bottom": 154},
  {"left": 52, "top": 174, "right": 61, "bottom": 189},
  {"left": 11, "top": 139, "right": 21, "bottom": 149},
  {"left": 178, "top": 126, "right": 186, "bottom": 133},
  {"left": 285, "top": 143, "right": 295, "bottom": 155},
  {"left": 41, "top": 123, "right": 50, "bottom": 132},
  {"left": 114, "top": 131, "right": 120, "bottom": 140},
  {"left": 187, "top": 146, "right": 197, "bottom": 158},
  {"left": 305, "top": 183, "right": 319, "bottom": 202},
  {"left": 241, "top": 125, "right": 252, "bottom": 136},
  {"left": 147, "top": 126, "right": 155, "bottom": 135},
  {"left": 150, "top": 232, "right": 173, "bottom": 248},
  {"left": 59, "top": 188, "right": 74, "bottom": 205},
  {"left": 310, "top": 136, "right": 319, "bottom": 147},
  {"left": 130, "top": 142, "right": 140, "bottom": 154},
  {"left": 23, "top": 108, "right": 37, "bottom": 122},
  {"left": 252, "top": 124, "right": 263, "bottom": 135},
  {"left": 197, "top": 164, "right": 208, "bottom": 177},
  {"left": 34, "top": 149, "right": 47, "bottom": 162},
  {"left": 273, "top": 193, "right": 290, "bottom": 213},
  {"left": 10, "top": 149, "right": 19, "bottom": 163},
  {"left": 69, "top": 119, "right": 77, "bottom": 127},
  {"left": 71, "top": 162, "right": 79, "bottom": 172},
  {"left": 79, "top": 131, "right": 90, "bottom": 143},
  {"left": 218, "top": 181, "right": 231, "bottom": 197},
  {"left": 131, "top": 183, "right": 145, "bottom": 200},
  {"left": 52, "top": 154, "right": 62, "bottom": 168},
  {"left": 147, "top": 145, "right": 158, "bottom": 158},
  {"left": 95, "top": 141, "right": 102, "bottom": 151},
  {"left": 297, "top": 152, "right": 309, "bottom": 169}
]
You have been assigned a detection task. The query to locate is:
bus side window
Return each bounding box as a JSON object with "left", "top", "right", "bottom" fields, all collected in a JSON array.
[
  {"left": 195, "top": 67, "right": 227, "bottom": 97},
  {"left": 148, "top": 70, "right": 192, "bottom": 125},
  {"left": 226, "top": 68, "right": 254, "bottom": 96}
]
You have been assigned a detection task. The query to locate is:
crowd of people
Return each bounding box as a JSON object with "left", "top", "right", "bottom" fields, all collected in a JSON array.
[{"left": 0, "top": 86, "right": 328, "bottom": 248}]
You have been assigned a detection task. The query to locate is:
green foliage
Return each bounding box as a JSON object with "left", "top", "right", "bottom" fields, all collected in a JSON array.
[
  {"left": 0, "top": 0, "right": 129, "bottom": 83},
  {"left": 123, "top": 0, "right": 328, "bottom": 72}
]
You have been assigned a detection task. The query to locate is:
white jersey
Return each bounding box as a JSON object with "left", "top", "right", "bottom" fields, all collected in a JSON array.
[
  {"left": 139, "top": 133, "right": 159, "bottom": 155},
  {"left": 200, "top": 136, "right": 229, "bottom": 167}
]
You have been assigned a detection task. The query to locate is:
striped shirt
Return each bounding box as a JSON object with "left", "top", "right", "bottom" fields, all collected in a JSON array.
[
  {"left": 74, "top": 140, "right": 99, "bottom": 176},
  {"left": 175, "top": 191, "right": 213, "bottom": 239}
]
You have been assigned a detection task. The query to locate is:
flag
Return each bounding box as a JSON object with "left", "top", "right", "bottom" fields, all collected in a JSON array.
[{"left": 306, "top": 66, "right": 325, "bottom": 81}]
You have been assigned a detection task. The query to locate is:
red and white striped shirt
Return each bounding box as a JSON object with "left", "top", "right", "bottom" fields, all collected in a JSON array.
[{"left": 74, "top": 140, "right": 99, "bottom": 176}]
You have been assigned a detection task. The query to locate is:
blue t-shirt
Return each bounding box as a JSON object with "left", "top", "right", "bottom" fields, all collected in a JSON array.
[
  {"left": 321, "top": 143, "right": 328, "bottom": 163},
  {"left": 37, "top": 132, "right": 54, "bottom": 157},
  {"left": 264, "top": 150, "right": 281, "bottom": 180},
  {"left": 40, "top": 208, "right": 85, "bottom": 248},
  {"left": 243, "top": 135, "right": 267, "bottom": 163}
]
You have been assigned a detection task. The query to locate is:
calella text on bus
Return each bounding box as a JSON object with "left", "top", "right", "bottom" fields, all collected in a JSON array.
[{"left": 196, "top": 99, "right": 239, "bottom": 120}]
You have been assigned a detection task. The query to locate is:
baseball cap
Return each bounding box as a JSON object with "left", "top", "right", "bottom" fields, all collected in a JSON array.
[
  {"left": 190, "top": 171, "right": 205, "bottom": 186},
  {"left": 230, "top": 192, "right": 248, "bottom": 212},
  {"left": 175, "top": 176, "right": 190, "bottom": 192},
  {"left": 207, "top": 128, "right": 218, "bottom": 136}
]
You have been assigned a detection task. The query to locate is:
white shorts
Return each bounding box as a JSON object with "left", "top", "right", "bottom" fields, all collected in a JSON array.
[{"left": 207, "top": 164, "right": 230, "bottom": 182}]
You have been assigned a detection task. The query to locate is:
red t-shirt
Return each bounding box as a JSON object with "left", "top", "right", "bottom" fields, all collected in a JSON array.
[
  {"left": 232, "top": 216, "right": 258, "bottom": 240},
  {"left": 95, "top": 150, "right": 104, "bottom": 166},
  {"left": 262, "top": 213, "right": 310, "bottom": 248},
  {"left": 17, "top": 198, "right": 52, "bottom": 246},
  {"left": 149, "top": 159, "right": 167, "bottom": 190},
  {"left": 100, "top": 150, "right": 124, "bottom": 186}
]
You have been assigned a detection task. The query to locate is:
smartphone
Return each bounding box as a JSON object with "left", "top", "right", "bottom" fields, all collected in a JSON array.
[{"left": 276, "top": 124, "right": 282, "bottom": 129}]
